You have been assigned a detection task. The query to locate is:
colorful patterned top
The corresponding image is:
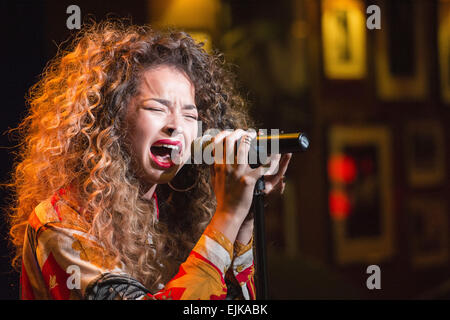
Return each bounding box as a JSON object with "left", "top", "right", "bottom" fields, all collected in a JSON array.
[{"left": 20, "top": 188, "right": 256, "bottom": 300}]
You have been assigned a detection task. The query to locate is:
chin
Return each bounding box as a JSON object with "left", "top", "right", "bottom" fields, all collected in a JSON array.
[{"left": 149, "top": 164, "right": 183, "bottom": 184}]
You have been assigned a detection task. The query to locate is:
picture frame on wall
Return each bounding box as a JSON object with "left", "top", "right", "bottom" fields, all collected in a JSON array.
[
  {"left": 328, "top": 126, "right": 395, "bottom": 265},
  {"left": 438, "top": 0, "right": 450, "bottom": 104},
  {"left": 374, "top": 0, "right": 428, "bottom": 100},
  {"left": 404, "top": 120, "right": 446, "bottom": 188},
  {"left": 407, "top": 198, "right": 448, "bottom": 269},
  {"left": 321, "top": 0, "right": 367, "bottom": 79}
]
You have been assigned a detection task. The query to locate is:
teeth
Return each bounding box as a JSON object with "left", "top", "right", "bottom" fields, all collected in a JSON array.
[{"left": 153, "top": 144, "right": 180, "bottom": 152}]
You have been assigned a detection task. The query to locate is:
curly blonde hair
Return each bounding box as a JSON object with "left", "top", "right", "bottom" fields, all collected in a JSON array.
[{"left": 5, "top": 20, "right": 254, "bottom": 292}]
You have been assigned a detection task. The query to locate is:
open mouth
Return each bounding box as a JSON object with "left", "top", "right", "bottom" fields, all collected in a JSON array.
[{"left": 150, "top": 141, "right": 183, "bottom": 168}]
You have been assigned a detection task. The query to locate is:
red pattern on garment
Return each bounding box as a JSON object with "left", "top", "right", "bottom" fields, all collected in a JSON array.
[
  {"left": 170, "top": 265, "right": 187, "bottom": 282},
  {"left": 152, "top": 192, "right": 159, "bottom": 220},
  {"left": 50, "top": 194, "right": 62, "bottom": 222},
  {"left": 154, "top": 286, "right": 187, "bottom": 300},
  {"left": 50, "top": 186, "right": 82, "bottom": 222},
  {"left": 235, "top": 263, "right": 254, "bottom": 284},
  {"left": 41, "top": 252, "right": 70, "bottom": 299},
  {"left": 20, "top": 263, "right": 35, "bottom": 300}
]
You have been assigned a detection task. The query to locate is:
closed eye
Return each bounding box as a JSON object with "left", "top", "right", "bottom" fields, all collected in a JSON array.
[
  {"left": 185, "top": 114, "right": 198, "bottom": 120},
  {"left": 144, "top": 107, "right": 164, "bottom": 112}
]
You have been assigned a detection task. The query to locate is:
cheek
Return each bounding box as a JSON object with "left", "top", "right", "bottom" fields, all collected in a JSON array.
[
  {"left": 187, "top": 122, "right": 199, "bottom": 146},
  {"left": 138, "top": 112, "right": 157, "bottom": 130},
  {"left": 130, "top": 117, "right": 159, "bottom": 151},
  {"left": 192, "top": 123, "right": 199, "bottom": 139},
  {"left": 181, "top": 123, "right": 198, "bottom": 161}
]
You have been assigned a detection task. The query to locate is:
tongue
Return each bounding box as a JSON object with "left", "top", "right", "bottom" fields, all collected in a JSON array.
[{"left": 151, "top": 146, "right": 172, "bottom": 162}]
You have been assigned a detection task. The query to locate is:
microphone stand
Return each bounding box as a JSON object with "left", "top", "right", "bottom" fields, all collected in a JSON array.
[{"left": 252, "top": 176, "right": 268, "bottom": 299}]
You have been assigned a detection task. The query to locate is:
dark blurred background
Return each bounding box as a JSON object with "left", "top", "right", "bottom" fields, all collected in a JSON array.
[{"left": 1, "top": 0, "right": 449, "bottom": 299}]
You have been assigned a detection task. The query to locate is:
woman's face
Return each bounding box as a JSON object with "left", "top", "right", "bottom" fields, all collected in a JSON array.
[{"left": 125, "top": 65, "right": 198, "bottom": 185}]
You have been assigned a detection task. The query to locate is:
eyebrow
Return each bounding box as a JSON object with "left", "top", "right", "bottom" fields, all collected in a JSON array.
[{"left": 143, "top": 98, "right": 197, "bottom": 111}]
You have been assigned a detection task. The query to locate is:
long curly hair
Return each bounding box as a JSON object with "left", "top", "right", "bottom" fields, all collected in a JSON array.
[{"left": 5, "top": 20, "right": 254, "bottom": 292}]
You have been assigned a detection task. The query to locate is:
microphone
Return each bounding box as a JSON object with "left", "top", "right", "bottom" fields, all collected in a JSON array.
[{"left": 190, "top": 131, "right": 310, "bottom": 168}]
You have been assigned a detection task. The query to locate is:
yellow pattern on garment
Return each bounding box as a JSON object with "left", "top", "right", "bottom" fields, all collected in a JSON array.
[
  {"left": 163, "top": 254, "right": 227, "bottom": 299},
  {"left": 71, "top": 233, "right": 116, "bottom": 270},
  {"left": 49, "top": 275, "right": 58, "bottom": 290},
  {"left": 234, "top": 236, "right": 253, "bottom": 257},
  {"left": 203, "top": 224, "right": 233, "bottom": 260}
]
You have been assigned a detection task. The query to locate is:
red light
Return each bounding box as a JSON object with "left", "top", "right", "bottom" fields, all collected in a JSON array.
[
  {"left": 328, "top": 155, "right": 357, "bottom": 184},
  {"left": 329, "top": 190, "right": 351, "bottom": 220}
]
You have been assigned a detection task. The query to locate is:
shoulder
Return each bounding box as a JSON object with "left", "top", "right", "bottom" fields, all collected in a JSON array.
[{"left": 28, "top": 187, "right": 88, "bottom": 235}]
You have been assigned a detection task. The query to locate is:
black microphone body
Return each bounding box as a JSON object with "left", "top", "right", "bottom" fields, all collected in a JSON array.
[
  {"left": 191, "top": 131, "right": 310, "bottom": 168},
  {"left": 255, "top": 132, "right": 310, "bottom": 153}
]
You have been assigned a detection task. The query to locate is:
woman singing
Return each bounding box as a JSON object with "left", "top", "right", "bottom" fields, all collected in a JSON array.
[{"left": 7, "top": 20, "right": 292, "bottom": 300}]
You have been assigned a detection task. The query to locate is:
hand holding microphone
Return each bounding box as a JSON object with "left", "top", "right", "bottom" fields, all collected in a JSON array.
[
  {"left": 203, "top": 128, "right": 309, "bottom": 244},
  {"left": 191, "top": 130, "right": 309, "bottom": 168}
]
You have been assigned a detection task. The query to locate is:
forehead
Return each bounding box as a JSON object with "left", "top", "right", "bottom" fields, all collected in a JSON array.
[{"left": 137, "top": 65, "right": 195, "bottom": 97}]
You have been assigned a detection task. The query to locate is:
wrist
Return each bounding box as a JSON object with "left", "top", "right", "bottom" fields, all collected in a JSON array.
[{"left": 219, "top": 205, "right": 249, "bottom": 221}]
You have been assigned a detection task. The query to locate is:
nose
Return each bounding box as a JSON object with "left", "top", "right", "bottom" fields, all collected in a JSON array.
[{"left": 163, "top": 113, "right": 184, "bottom": 137}]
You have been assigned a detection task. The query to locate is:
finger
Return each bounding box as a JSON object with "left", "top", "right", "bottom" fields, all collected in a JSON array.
[
  {"left": 262, "top": 173, "right": 284, "bottom": 194},
  {"left": 224, "top": 129, "right": 246, "bottom": 166},
  {"left": 213, "top": 129, "right": 233, "bottom": 164},
  {"left": 274, "top": 179, "right": 288, "bottom": 196},
  {"left": 261, "top": 154, "right": 291, "bottom": 194},
  {"left": 262, "top": 180, "right": 274, "bottom": 194},
  {"left": 263, "top": 174, "right": 280, "bottom": 193},
  {"left": 276, "top": 153, "right": 292, "bottom": 177},
  {"left": 247, "top": 153, "right": 280, "bottom": 180},
  {"left": 268, "top": 153, "right": 291, "bottom": 177},
  {"left": 237, "top": 130, "right": 257, "bottom": 166},
  {"left": 280, "top": 180, "right": 286, "bottom": 194},
  {"left": 260, "top": 153, "right": 282, "bottom": 176}
]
